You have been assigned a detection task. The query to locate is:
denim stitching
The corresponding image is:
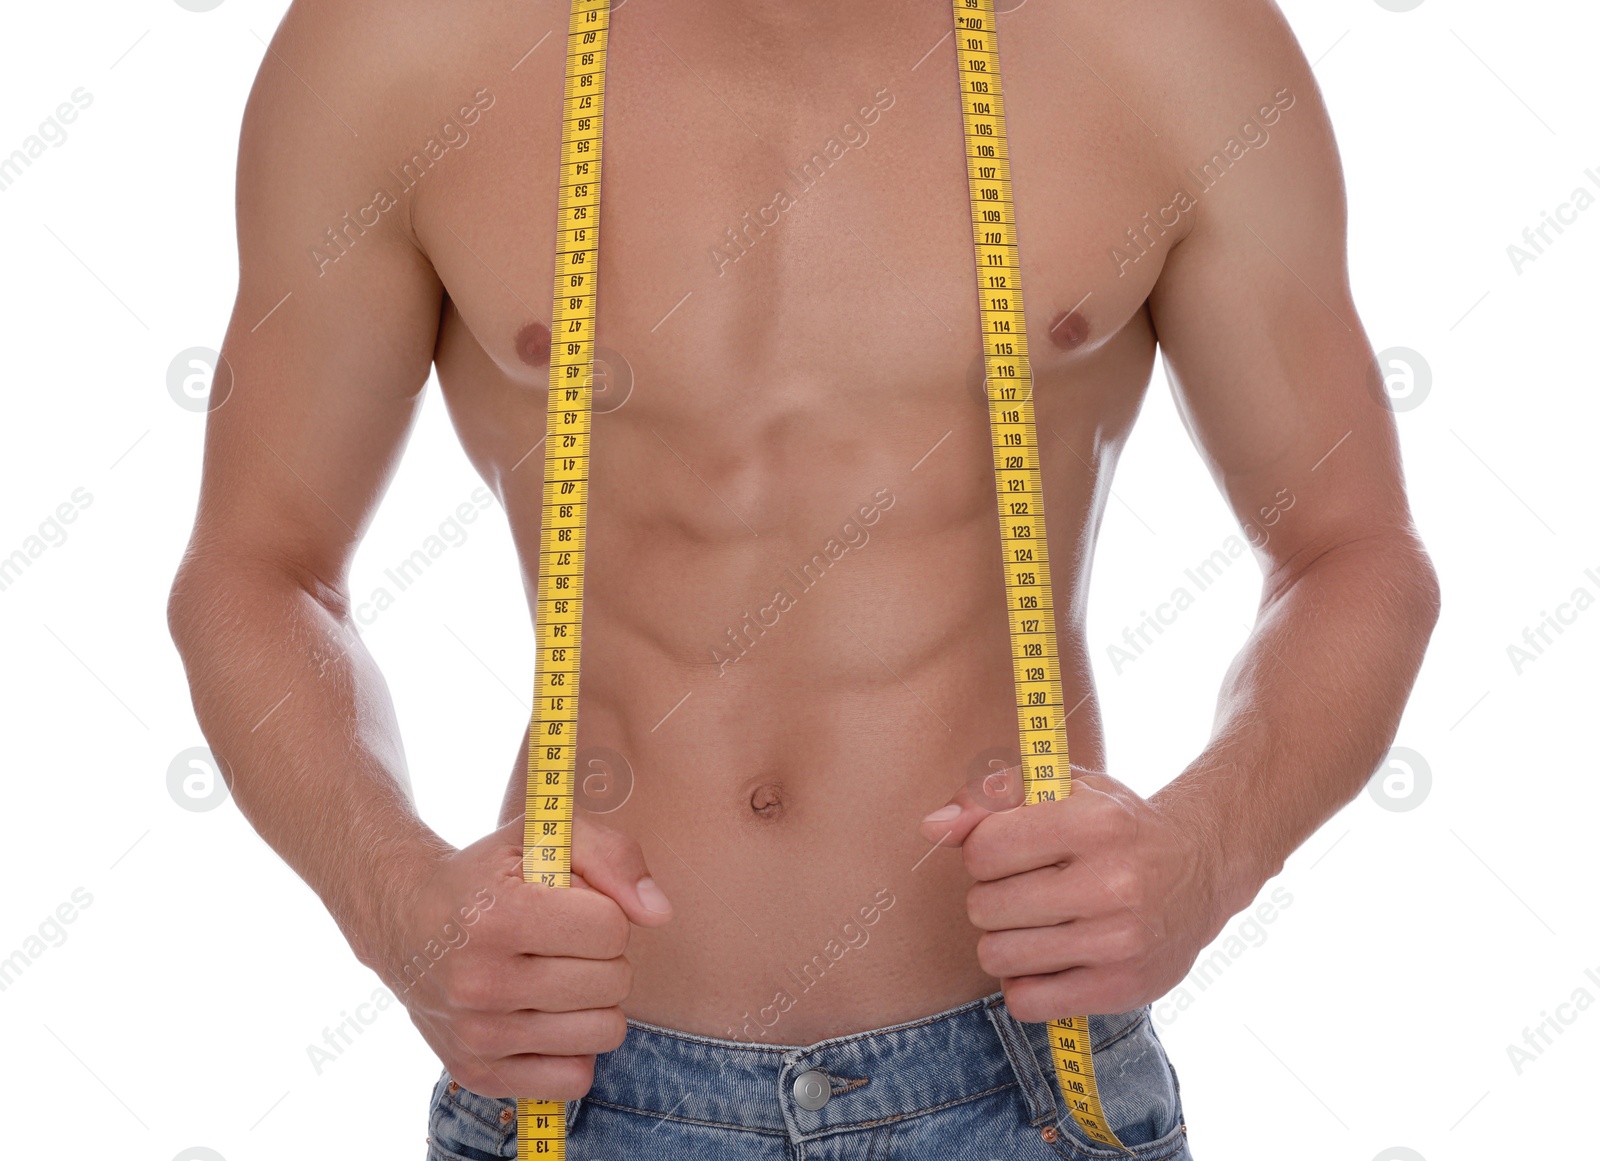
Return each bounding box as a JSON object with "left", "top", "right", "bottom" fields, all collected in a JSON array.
[
  {"left": 984, "top": 998, "right": 1059, "bottom": 1128},
  {"left": 427, "top": 1145, "right": 515, "bottom": 1161},
  {"left": 625, "top": 1021, "right": 796, "bottom": 1054},
  {"left": 1090, "top": 1010, "right": 1150, "bottom": 1053},
  {"left": 577, "top": 1095, "right": 790, "bottom": 1135},
  {"left": 440, "top": 1085, "right": 514, "bottom": 1140},
  {"left": 1047, "top": 1121, "right": 1190, "bottom": 1161},
  {"left": 791, "top": 1080, "right": 1018, "bottom": 1139}
]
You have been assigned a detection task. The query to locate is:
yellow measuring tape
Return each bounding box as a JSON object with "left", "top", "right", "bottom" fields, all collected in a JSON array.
[
  {"left": 518, "top": 0, "right": 1124, "bottom": 1153},
  {"left": 518, "top": 0, "right": 609, "bottom": 1155},
  {"left": 953, "top": 0, "right": 1126, "bottom": 1150}
]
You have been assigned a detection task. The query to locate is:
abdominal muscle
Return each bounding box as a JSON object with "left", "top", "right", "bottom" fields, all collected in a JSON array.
[{"left": 487, "top": 395, "right": 1105, "bottom": 1045}]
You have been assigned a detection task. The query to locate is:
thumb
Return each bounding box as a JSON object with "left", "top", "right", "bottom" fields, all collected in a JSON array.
[
  {"left": 570, "top": 812, "right": 674, "bottom": 927},
  {"left": 918, "top": 764, "right": 1026, "bottom": 847}
]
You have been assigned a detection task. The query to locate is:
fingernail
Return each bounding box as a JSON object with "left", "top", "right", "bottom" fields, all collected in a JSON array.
[
  {"left": 922, "top": 804, "right": 961, "bottom": 824},
  {"left": 636, "top": 876, "right": 671, "bottom": 914}
]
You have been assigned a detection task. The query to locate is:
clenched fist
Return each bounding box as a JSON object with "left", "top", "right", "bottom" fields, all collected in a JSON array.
[
  {"left": 918, "top": 766, "right": 1236, "bottom": 1022},
  {"left": 373, "top": 812, "right": 672, "bottom": 1100}
]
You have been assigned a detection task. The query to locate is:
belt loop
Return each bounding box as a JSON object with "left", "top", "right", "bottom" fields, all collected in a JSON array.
[
  {"left": 984, "top": 997, "right": 1059, "bottom": 1128},
  {"left": 564, "top": 1096, "right": 585, "bottom": 1134}
]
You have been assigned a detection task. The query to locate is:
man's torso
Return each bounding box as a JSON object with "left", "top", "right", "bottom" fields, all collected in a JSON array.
[{"left": 369, "top": 0, "right": 1188, "bottom": 1042}]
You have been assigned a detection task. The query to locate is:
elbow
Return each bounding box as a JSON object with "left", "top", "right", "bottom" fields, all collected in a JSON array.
[
  {"left": 165, "top": 549, "right": 264, "bottom": 662},
  {"left": 1402, "top": 533, "right": 1442, "bottom": 631},
  {"left": 1416, "top": 550, "right": 1442, "bottom": 633},
  {"left": 1272, "top": 526, "right": 1442, "bottom": 642},
  {"left": 1384, "top": 531, "right": 1442, "bottom": 646},
  {"left": 167, "top": 546, "right": 351, "bottom": 663},
  {"left": 166, "top": 555, "right": 219, "bottom": 665}
]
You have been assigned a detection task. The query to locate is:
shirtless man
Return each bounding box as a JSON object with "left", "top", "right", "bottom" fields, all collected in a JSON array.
[{"left": 167, "top": 1, "right": 1440, "bottom": 1157}]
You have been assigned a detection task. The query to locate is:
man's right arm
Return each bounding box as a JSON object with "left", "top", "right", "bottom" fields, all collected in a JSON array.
[
  {"left": 167, "top": 0, "right": 452, "bottom": 973},
  {"left": 167, "top": 2, "right": 668, "bottom": 1098}
]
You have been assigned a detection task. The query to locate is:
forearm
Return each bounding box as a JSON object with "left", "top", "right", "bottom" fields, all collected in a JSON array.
[
  {"left": 167, "top": 552, "right": 456, "bottom": 970},
  {"left": 1150, "top": 532, "right": 1441, "bottom": 915}
]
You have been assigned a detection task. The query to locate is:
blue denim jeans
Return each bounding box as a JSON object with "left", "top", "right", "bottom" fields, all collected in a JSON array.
[{"left": 426, "top": 992, "right": 1190, "bottom": 1160}]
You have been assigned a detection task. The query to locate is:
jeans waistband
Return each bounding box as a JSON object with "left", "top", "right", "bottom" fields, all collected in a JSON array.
[{"left": 571, "top": 991, "right": 1067, "bottom": 1143}]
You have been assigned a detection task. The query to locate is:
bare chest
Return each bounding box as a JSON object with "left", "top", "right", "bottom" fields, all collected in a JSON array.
[{"left": 408, "top": 1, "right": 1178, "bottom": 466}]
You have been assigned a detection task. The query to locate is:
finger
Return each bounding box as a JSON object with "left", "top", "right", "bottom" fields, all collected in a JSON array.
[
  {"left": 967, "top": 854, "right": 1147, "bottom": 930},
  {"left": 456, "top": 1005, "right": 629, "bottom": 1059},
  {"left": 441, "top": 1045, "right": 596, "bottom": 1102},
  {"left": 918, "top": 771, "right": 1024, "bottom": 848},
  {"left": 452, "top": 953, "right": 632, "bottom": 1015},
  {"left": 976, "top": 916, "right": 1140, "bottom": 980},
  {"left": 486, "top": 880, "right": 631, "bottom": 959},
  {"left": 962, "top": 786, "right": 1132, "bottom": 882},
  {"left": 977, "top": 923, "right": 1087, "bottom": 981},
  {"left": 480, "top": 815, "right": 672, "bottom": 929},
  {"left": 966, "top": 865, "right": 1084, "bottom": 931},
  {"left": 1001, "top": 967, "right": 1144, "bottom": 1025},
  {"left": 571, "top": 813, "right": 673, "bottom": 927},
  {"left": 516, "top": 955, "right": 633, "bottom": 1013}
]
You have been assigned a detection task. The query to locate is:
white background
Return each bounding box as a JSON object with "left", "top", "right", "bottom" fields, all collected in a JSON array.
[{"left": 1, "top": 1, "right": 1594, "bottom": 1158}]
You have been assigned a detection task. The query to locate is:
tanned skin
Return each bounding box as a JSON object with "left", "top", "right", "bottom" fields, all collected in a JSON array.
[{"left": 168, "top": 0, "right": 1439, "bottom": 1102}]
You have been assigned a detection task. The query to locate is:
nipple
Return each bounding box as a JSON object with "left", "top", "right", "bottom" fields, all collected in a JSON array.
[
  {"left": 515, "top": 321, "right": 552, "bottom": 367},
  {"left": 1047, "top": 308, "right": 1090, "bottom": 350}
]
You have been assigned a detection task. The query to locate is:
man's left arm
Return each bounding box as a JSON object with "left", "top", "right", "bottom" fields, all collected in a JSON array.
[
  {"left": 920, "top": 6, "right": 1441, "bottom": 1020},
  {"left": 1138, "top": 10, "right": 1442, "bottom": 922}
]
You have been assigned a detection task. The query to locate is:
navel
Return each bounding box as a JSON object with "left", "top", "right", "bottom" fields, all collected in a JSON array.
[
  {"left": 515, "top": 320, "right": 552, "bottom": 367},
  {"left": 750, "top": 782, "right": 785, "bottom": 819},
  {"left": 1047, "top": 308, "right": 1090, "bottom": 350}
]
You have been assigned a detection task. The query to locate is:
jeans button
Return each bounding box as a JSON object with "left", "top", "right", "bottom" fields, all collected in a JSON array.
[{"left": 793, "top": 1069, "right": 830, "bottom": 1111}]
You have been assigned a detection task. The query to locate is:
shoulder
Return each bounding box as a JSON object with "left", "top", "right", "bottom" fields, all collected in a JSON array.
[
  {"left": 241, "top": 0, "right": 529, "bottom": 245},
  {"left": 1089, "top": 0, "right": 1346, "bottom": 270},
  {"left": 258, "top": 0, "right": 478, "bottom": 107},
  {"left": 1040, "top": 0, "right": 1338, "bottom": 202},
  {"left": 1140, "top": 0, "right": 1334, "bottom": 168}
]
